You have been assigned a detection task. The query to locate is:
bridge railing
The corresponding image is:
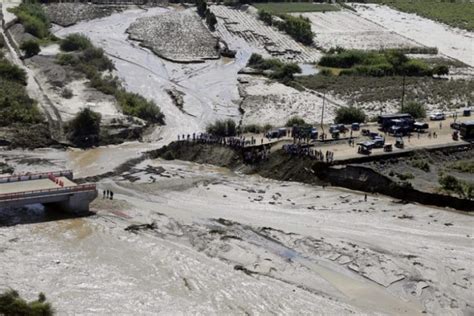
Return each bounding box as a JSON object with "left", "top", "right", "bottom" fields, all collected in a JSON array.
[
  {"left": 0, "top": 184, "right": 96, "bottom": 202},
  {"left": 0, "top": 170, "right": 73, "bottom": 183}
]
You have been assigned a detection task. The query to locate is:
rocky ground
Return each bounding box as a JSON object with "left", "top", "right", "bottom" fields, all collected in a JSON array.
[
  {"left": 127, "top": 9, "right": 220, "bottom": 63},
  {"left": 44, "top": 3, "right": 127, "bottom": 27}
]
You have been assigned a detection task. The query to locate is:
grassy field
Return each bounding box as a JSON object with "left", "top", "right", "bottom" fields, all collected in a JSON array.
[
  {"left": 254, "top": 2, "right": 340, "bottom": 13},
  {"left": 364, "top": 0, "right": 474, "bottom": 31}
]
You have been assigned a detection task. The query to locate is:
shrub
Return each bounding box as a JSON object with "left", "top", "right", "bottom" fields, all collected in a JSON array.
[
  {"left": 285, "top": 116, "right": 306, "bottom": 127},
  {"left": 258, "top": 9, "right": 273, "bottom": 25},
  {"left": 115, "top": 90, "right": 164, "bottom": 124},
  {"left": 205, "top": 10, "right": 217, "bottom": 31},
  {"left": 396, "top": 172, "right": 414, "bottom": 180},
  {"left": 20, "top": 40, "right": 40, "bottom": 58},
  {"left": 0, "top": 289, "right": 53, "bottom": 316},
  {"left": 335, "top": 106, "right": 366, "bottom": 124},
  {"left": 61, "top": 88, "right": 73, "bottom": 99},
  {"left": 206, "top": 119, "right": 237, "bottom": 137},
  {"left": 448, "top": 160, "right": 474, "bottom": 174},
  {"left": 432, "top": 65, "right": 449, "bottom": 76},
  {"left": 10, "top": 3, "right": 51, "bottom": 39},
  {"left": 0, "top": 61, "right": 27, "bottom": 85},
  {"left": 60, "top": 34, "right": 93, "bottom": 52},
  {"left": 277, "top": 14, "right": 314, "bottom": 45},
  {"left": 196, "top": 0, "right": 207, "bottom": 17},
  {"left": 411, "top": 159, "right": 430, "bottom": 172},
  {"left": 241, "top": 124, "right": 263, "bottom": 134},
  {"left": 403, "top": 101, "right": 426, "bottom": 119},
  {"left": 66, "top": 108, "right": 101, "bottom": 147}
]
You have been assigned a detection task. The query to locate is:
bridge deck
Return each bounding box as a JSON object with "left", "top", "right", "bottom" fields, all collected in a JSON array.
[{"left": 0, "top": 177, "right": 76, "bottom": 195}]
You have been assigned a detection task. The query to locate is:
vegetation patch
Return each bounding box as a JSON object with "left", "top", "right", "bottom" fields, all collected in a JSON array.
[
  {"left": 0, "top": 289, "right": 54, "bottom": 316},
  {"left": 9, "top": 3, "right": 52, "bottom": 40},
  {"left": 57, "top": 34, "right": 164, "bottom": 124},
  {"left": 247, "top": 53, "right": 301, "bottom": 83},
  {"left": 448, "top": 160, "right": 474, "bottom": 174},
  {"left": 241, "top": 123, "right": 273, "bottom": 134},
  {"left": 439, "top": 173, "right": 473, "bottom": 199},
  {"left": 258, "top": 10, "right": 314, "bottom": 45},
  {"left": 65, "top": 108, "right": 101, "bottom": 147},
  {"left": 335, "top": 106, "right": 366, "bottom": 124},
  {"left": 206, "top": 119, "right": 237, "bottom": 137},
  {"left": 354, "top": 0, "right": 474, "bottom": 31},
  {"left": 319, "top": 49, "right": 448, "bottom": 77},
  {"left": 254, "top": 2, "right": 340, "bottom": 14},
  {"left": 0, "top": 53, "right": 42, "bottom": 127}
]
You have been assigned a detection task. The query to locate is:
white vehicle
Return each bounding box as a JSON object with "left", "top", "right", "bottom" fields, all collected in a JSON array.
[{"left": 430, "top": 112, "right": 445, "bottom": 121}]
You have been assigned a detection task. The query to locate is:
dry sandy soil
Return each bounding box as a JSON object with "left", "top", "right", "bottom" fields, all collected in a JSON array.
[
  {"left": 300, "top": 10, "right": 421, "bottom": 51},
  {"left": 127, "top": 9, "right": 220, "bottom": 63},
  {"left": 1, "top": 158, "right": 473, "bottom": 315},
  {"left": 239, "top": 75, "right": 342, "bottom": 126}
]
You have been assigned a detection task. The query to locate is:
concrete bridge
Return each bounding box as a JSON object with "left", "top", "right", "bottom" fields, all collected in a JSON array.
[{"left": 0, "top": 170, "right": 97, "bottom": 214}]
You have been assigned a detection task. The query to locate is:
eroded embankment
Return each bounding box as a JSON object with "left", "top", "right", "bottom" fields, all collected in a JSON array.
[{"left": 153, "top": 142, "right": 474, "bottom": 211}]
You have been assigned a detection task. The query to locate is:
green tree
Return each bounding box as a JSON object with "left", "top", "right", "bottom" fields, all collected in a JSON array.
[
  {"left": 196, "top": 0, "right": 207, "bottom": 17},
  {"left": 60, "top": 33, "right": 92, "bottom": 52},
  {"left": 206, "top": 119, "right": 236, "bottom": 137},
  {"left": 335, "top": 106, "right": 366, "bottom": 124},
  {"left": 285, "top": 116, "right": 306, "bottom": 127},
  {"left": 20, "top": 40, "right": 40, "bottom": 58},
  {"left": 66, "top": 108, "right": 102, "bottom": 147},
  {"left": 0, "top": 289, "right": 54, "bottom": 316},
  {"left": 258, "top": 10, "right": 273, "bottom": 25},
  {"left": 271, "top": 63, "right": 301, "bottom": 82},
  {"left": 205, "top": 10, "right": 218, "bottom": 31},
  {"left": 403, "top": 101, "right": 426, "bottom": 119},
  {"left": 432, "top": 65, "right": 449, "bottom": 76}
]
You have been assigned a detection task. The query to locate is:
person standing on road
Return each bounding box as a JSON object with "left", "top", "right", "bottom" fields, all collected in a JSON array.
[{"left": 110, "top": 191, "right": 114, "bottom": 200}]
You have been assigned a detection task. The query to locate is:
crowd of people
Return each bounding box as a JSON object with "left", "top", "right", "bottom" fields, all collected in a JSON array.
[
  {"left": 282, "top": 144, "right": 335, "bottom": 163},
  {"left": 178, "top": 133, "right": 264, "bottom": 148}
]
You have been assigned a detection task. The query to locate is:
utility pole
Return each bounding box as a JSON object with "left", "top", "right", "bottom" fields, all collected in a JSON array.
[
  {"left": 401, "top": 74, "right": 406, "bottom": 113},
  {"left": 321, "top": 90, "right": 326, "bottom": 138}
]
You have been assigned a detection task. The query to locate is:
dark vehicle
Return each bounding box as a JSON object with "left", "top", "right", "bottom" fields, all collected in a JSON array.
[
  {"left": 463, "top": 109, "right": 471, "bottom": 117},
  {"left": 460, "top": 121, "right": 474, "bottom": 139},
  {"left": 292, "top": 126, "right": 318, "bottom": 139},
  {"left": 395, "top": 137, "right": 404, "bottom": 149},
  {"left": 369, "top": 132, "right": 380, "bottom": 139},
  {"left": 357, "top": 141, "right": 373, "bottom": 155},
  {"left": 373, "top": 137, "right": 385, "bottom": 148},
  {"left": 351, "top": 123, "right": 360, "bottom": 131},
  {"left": 378, "top": 113, "right": 414, "bottom": 131},
  {"left": 329, "top": 124, "right": 348, "bottom": 134},
  {"left": 389, "top": 119, "right": 413, "bottom": 135},
  {"left": 361, "top": 129, "right": 371, "bottom": 136},
  {"left": 384, "top": 144, "right": 393, "bottom": 152},
  {"left": 413, "top": 122, "right": 429, "bottom": 132},
  {"left": 451, "top": 122, "right": 461, "bottom": 130}
]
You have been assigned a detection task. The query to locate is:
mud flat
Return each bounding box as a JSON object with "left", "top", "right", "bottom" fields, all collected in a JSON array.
[
  {"left": 300, "top": 11, "right": 422, "bottom": 50},
  {"left": 127, "top": 10, "right": 220, "bottom": 63},
  {"left": 2, "top": 157, "right": 472, "bottom": 314}
]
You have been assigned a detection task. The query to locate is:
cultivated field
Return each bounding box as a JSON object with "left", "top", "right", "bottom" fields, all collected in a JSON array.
[
  {"left": 365, "top": 0, "right": 474, "bottom": 31},
  {"left": 300, "top": 11, "right": 422, "bottom": 50},
  {"left": 211, "top": 5, "right": 321, "bottom": 63}
]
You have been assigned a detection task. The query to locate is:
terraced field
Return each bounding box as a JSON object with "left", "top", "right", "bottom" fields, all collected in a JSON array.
[{"left": 211, "top": 5, "right": 322, "bottom": 63}]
